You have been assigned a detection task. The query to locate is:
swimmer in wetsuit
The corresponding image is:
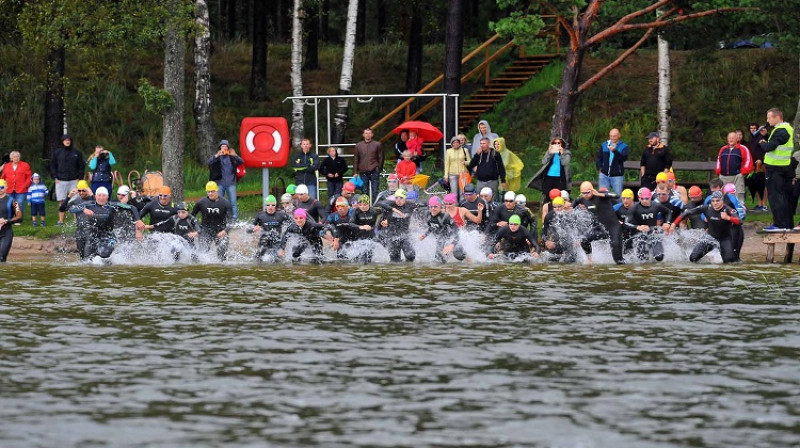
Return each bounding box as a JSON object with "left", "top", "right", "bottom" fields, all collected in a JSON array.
[
  {"left": 488, "top": 214, "right": 539, "bottom": 261},
  {"left": 671, "top": 190, "right": 740, "bottom": 263},
  {"left": 249, "top": 195, "right": 290, "bottom": 261},
  {"left": 191, "top": 181, "right": 233, "bottom": 261},
  {"left": 623, "top": 187, "right": 674, "bottom": 262},
  {"left": 279, "top": 208, "right": 326, "bottom": 262}
]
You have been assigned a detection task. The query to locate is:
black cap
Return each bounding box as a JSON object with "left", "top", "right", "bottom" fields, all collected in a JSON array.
[
  {"left": 176, "top": 202, "right": 187, "bottom": 211},
  {"left": 646, "top": 132, "right": 660, "bottom": 139},
  {"left": 463, "top": 183, "right": 476, "bottom": 193},
  {"left": 61, "top": 134, "right": 72, "bottom": 141}
]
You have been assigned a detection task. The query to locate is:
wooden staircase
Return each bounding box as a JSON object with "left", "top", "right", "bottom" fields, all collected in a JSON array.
[{"left": 459, "top": 54, "right": 559, "bottom": 131}]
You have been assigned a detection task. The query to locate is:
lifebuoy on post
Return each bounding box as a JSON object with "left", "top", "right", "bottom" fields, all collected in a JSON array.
[{"left": 239, "top": 117, "right": 291, "bottom": 168}]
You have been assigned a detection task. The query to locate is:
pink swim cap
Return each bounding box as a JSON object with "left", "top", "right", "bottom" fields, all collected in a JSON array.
[
  {"left": 293, "top": 208, "right": 308, "bottom": 218},
  {"left": 637, "top": 187, "right": 652, "bottom": 199},
  {"left": 428, "top": 196, "right": 443, "bottom": 207},
  {"left": 444, "top": 193, "right": 457, "bottom": 205},
  {"left": 723, "top": 183, "right": 736, "bottom": 194}
]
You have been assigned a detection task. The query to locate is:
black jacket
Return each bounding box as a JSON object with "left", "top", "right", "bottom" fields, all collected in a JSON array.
[
  {"left": 468, "top": 149, "right": 506, "bottom": 183},
  {"left": 50, "top": 145, "right": 86, "bottom": 181},
  {"left": 319, "top": 156, "right": 348, "bottom": 180}
]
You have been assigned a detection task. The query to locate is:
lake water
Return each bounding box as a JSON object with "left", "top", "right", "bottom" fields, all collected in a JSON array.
[{"left": 1, "top": 260, "right": 799, "bottom": 447}]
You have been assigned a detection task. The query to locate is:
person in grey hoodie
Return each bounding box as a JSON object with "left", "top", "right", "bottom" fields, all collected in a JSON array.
[{"left": 470, "top": 120, "right": 499, "bottom": 157}]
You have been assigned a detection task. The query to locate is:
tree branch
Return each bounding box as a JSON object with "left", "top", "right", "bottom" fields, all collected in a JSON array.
[
  {"left": 586, "top": 7, "right": 752, "bottom": 47},
  {"left": 613, "top": 0, "right": 671, "bottom": 27},
  {"left": 578, "top": 28, "right": 656, "bottom": 94}
]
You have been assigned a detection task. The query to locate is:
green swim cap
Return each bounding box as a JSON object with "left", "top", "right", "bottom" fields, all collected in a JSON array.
[
  {"left": 358, "top": 194, "right": 371, "bottom": 204},
  {"left": 264, "top": 195, "right": 277, "bottom": 205},
  {"left": 508, "top": 214, "right": 521, "bottom": 225},
  {"left": 287, "top": 184, "right": 296, "bottom": 194}
]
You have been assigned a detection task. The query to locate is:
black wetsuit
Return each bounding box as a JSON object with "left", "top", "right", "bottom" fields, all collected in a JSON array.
[
  {"left": 281, "top": 220, "right": 325, "bottom": 260},
  {"left": 490, "top": 204, "right": 534, "bottom": 234},
  {"left": 493, "top": 225, "right": 539, "bottom": 258},
  {"left": 0, "top": 196, "right": 22, "bottom": 262},
  {"left": 296, "top": 197, "right": 328, "bottom": 223},
  {"left": 573, "top": 193, "right": 623, "bottom": 263},
  {"left": 69, "top": 201, "right": 117, "bottom": 259},
  {"left": 674, "top": 204, "right": 739, "bottom": 263},
  {"left": 347, "top": 206, "right": 381, "bottom": 262},
  {"left": 250, "top": 210, "right": 289, "bottom": 259},
  {"left": 64, "top": 195, "right": 94, "bottom": 259},
  {"left": 191, "top": 196, "right": 233, "bottom": 260},
  {"left": 139, "top": 200, "right": 178, "bottom": 233},
  {"left": 423, "top": 212, "right": 466, "bottom": 263},
  {"left": 156, "top": 213, "right": 201, "bottom": 261},
  {"left": 112, "top": 203, "right": 140, "bottom": 243},
  {"left": 684, "top": 199, "right": 707, "bottom": 230},
  {"left": 624, "top": 201, "right": 674, "bottom": 262},
  {"left": 375, "top": 199, "right": 421, "bottom": 262},
  {"left": 541, "top": 210, "right": 580, "bottom": 263},
  {"left": 326, "top": 211, "right": 360, "bottom": 260},
  {"left": 129, "top": 195, "right": 151, "bottom": 213}
]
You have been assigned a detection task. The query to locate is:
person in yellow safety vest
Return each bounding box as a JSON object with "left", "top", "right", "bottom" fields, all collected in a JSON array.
[{"left": 759, "top": 107, "right": 795, "bottom": 231}]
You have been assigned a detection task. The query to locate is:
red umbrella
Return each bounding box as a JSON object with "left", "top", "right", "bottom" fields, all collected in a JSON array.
[{"left": 393, "top": 121, "right": 443, "bottom": 141}]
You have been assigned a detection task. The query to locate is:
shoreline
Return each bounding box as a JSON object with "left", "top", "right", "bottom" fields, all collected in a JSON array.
[{"left": 6, "top": 222, "right": 782, "bottom": 263}]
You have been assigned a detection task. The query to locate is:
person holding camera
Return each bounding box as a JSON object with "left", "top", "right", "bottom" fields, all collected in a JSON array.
[
  {"left": 208, "top": 139, "right": 244, "bottom": 221},
  {"left": 530, "top": 137, "right": 571, "bottom": 205},
  {"left": 88, "top": 145, "right": 116, "bottom": 195}
]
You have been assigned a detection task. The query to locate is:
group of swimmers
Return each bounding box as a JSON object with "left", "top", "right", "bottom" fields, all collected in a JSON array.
[{"left": 61, "top": 169, "right": 744, "bottom": 264}]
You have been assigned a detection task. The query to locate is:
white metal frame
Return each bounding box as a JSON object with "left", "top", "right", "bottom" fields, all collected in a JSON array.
[{"left": 282, "top": 93, "right": 459, "bottom": 196}]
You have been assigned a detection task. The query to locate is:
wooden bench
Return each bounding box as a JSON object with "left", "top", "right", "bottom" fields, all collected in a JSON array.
[{"left": 761, "top": 231, "right": 800, "bottom": 263}]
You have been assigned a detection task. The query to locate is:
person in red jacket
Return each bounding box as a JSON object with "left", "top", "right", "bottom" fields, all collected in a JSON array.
[
  {"left": 0, "top": 151, "right": 33, "bottom": 223},
  {"left": 395, "top": 150, "right": 417, "bottom": 190},
  {"left": 715, "top": 131, "right": 753, "bottom": 205}
]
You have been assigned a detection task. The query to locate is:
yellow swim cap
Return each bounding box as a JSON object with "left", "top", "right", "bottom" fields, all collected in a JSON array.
[
  {"left": 77, "top": 180, "right": 90, "bottom": 190},
  {"left": 621, "top": 189, "right": 634, "bottom": 199},
  {"left": 205, "top": 181, "right": 218, "bottom": 192},
  {"left": 656, "top": 172, "right": 669, "bottom": 182},
  {"left": 552, "top": 197, "right": 565, "bottom": 206}
]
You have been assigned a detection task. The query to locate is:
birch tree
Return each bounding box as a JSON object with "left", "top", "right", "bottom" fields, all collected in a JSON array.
[
  {"left": 331, "top": 0, "right": 358, "bottom": 145},
  {"left": 290, "top": 0, "right": 304, "bottom": 149},
  {"left": 656, "top": 9, "right": 670, "bottom": 145},
  {"left": 195, "top": 0, "right": 216, "bottom": 164},
  {"left": 163, "top": 0, "right": 186, "bottom": 201}
]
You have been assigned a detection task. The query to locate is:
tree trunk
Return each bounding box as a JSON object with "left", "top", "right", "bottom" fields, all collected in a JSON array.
[
  {"left": 551, "top": 47, "right": 584, "bottom": 147},
  {"left": 290, "top": 0, "right": 305, "bottom": 149},
  {"left": 195, "top": 0, "right": 216, "bottom": 165},
  {"left": 304, "top": 2, "right": 319, "bottom": 70},
  {"left": 656, "top": 9, "right": 670, "bottom": 146},
  {"left": 443, "top": 0, "right": 464, "bottom": 146},
  {"left": 332, "top": 0, "right": 358, "bottom": 145},
  {"left": 43, "top": 46, "right": 65, "bottom": 162},
  {"left": 320, "top": 0, "right": 330, "bottom": 42},
  {"left": 163, "top": 3, "right": 186, "bottom": 202},
  {"left": 405, "top": 10, "right": 423, "bottom": 114},
  {"left": 251, "top": 0, "right": 268, "bottom": 100},
  {"left": 356, "top": 0, "right": 366, "bottom": 45},
  {"left": 227, "top": 0, "right": 236, "bottom": 40},
  {"left": 376, "top": 0, "right": 386, "bottom": 39}
]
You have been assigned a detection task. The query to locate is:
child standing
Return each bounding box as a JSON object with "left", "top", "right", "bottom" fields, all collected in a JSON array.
[
  {"left": 396, "top": 150, "right": 417, "bottom": 192},
  {"left": 27, "top": 173, "right": 49, "bottom": 226}
]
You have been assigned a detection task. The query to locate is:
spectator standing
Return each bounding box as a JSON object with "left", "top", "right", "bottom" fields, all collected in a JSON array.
[
  {"left": 1, "top": 151, "right": 32, "bottom": 224},
  {"left": 760, "top": 107, "right": 795, "bottom": 231},
  {"left": 319, "top": 146, "right": 348, "bottom": 199},
  {"left": 530, "top": 137, "right": 571, "bottom": 202},
  {"left": 745, "top": 123, "right": 768, "bottom": 211},
  {"left": 353, "top": 128, "right": 384, "bottom": 202},
  {"left": 596, "top": 128, "right": 628, "bottom": 194},
  {"left": 470, "top": 120, "right": 499, "bottom": 157},
  {"left": 88, "top": 145, "right": 116, "bottom": 194},
  {"left": 49, "top": 134, "right": 86, "bottom": 226},
  {"left": 640, "top": 131, "right": 672, "bottom": 191},
  {"left": 207, "top": 139, "right": 243, "bottom": 221},
  {"left": 290, "top": 138, "right": 320, "bottom": 199},
  {"left": 27, "top": 173, "right": 49, "bottom": 227},
  {"left": 444, "top": 136, "right": 470, "bottom": 202},
  {"left": 468, "top": 137, "right": 506, "bottom": 199},
  {"left": 716, "top": 131, "right": 753, "bottom": 205},
  {"left": 393, "top": 130, "right": 409, "bottom": 161},
  {"left": 494, "top": 137, "right": 524, "bottom": 192}
]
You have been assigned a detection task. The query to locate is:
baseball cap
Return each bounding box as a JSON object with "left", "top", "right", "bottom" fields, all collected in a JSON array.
[{"left": 646, "top": 132, "right": 660, "bottom": 139}]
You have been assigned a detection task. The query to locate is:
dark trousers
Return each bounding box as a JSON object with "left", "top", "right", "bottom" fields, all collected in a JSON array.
[
  {"left": 790, "top": 180, "right": 800, "bottom": 226},
  {"left": 0, "top": 229, "right": 13, "bottom": 262},
  {"left": 766, "top": 165, "right": 795, "bottom": 229},
  {"left": 327, "top": 179, "right": 343, "bottom": 199},
  {"left": 690, "top": 238, "right": 735, "bottom": 263},
  {"left": 387, "top": 237, "right": 416, "bottom": 262},
  {"left": 360, "top": 170, "right": 381, "bottom": 203},
  {"left": 640, "top": 175, "right": 657, "bottom": 193},
  {"left": 200, "top": 229, "right": 229, "bottom": 261},
  {"left": 731, "top": 225, "right": 744, "bottom": 261}
]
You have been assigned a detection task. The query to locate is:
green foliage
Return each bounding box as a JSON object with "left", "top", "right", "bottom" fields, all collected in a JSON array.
[
  {"left": 492, "top": 12, "right": 546, "bottom": 50},
  {"left": 137, "top": 78, "right": 175, "bottom": 116}
]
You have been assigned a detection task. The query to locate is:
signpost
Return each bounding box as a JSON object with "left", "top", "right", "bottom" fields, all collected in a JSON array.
[{"left": 239, "top": 117, "right": 291, "bottom": 201}]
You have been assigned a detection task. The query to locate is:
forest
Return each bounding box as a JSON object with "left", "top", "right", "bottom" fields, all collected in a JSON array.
[{"left": 0, "top": 0, "right": 797, "bottom": 200}]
